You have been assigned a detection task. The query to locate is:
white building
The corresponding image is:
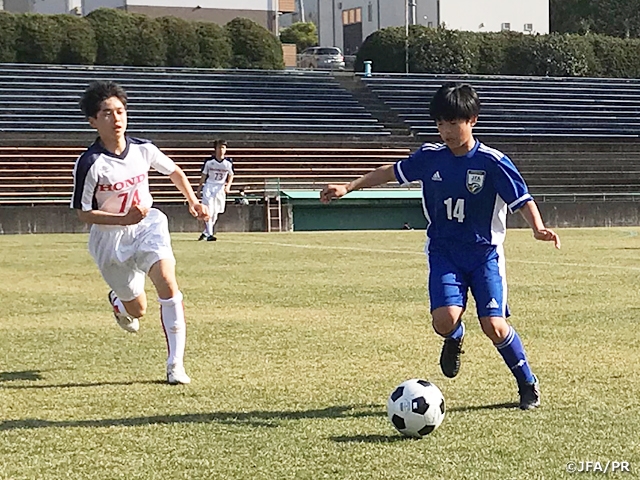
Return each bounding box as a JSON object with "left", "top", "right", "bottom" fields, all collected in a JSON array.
[
  {"left": 1, "top": 0, "right": 295, "bottom": 33},
  {"left": 1, "top": 0, "right": 81, "bottom": 14},
  {"left": 302, "top": 0, "right": 549, "bottom": 55}
]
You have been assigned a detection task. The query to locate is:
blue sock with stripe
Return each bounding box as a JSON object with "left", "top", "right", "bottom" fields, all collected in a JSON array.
[{"left": 495, "top": 326, "right": 535, "bottom": 385}]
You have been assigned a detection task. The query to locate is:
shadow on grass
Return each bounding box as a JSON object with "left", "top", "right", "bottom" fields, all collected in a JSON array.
[
  {"left": 0, "top": 370, "right": 44, "bottom": 382},
  {"left": 0, "top": 404, "right": 385, "bottom": 431},
  {"left": 330, "top": 434, "right": 410, "bottom": 443},
  {"left": 0, "top": 379, "right": 165, "bottom": 389},
  {"left": 449, "top": 402, "right": 519, "bottom": 412}
]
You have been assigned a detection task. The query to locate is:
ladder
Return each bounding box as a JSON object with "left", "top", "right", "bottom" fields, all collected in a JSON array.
[{"left": 264, "top": 178, "right": 282, "bottom": 232}]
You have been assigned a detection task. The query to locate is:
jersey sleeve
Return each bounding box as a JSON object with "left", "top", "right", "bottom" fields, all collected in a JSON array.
[
  {"left": 146, "top": 144, "right": 176, "bottom": 175},
  {"left": 492, "top": 155, "right": 533, "bottom": 212},
  {"left": 394, "top": 148, "right": 427, "bottom": 185},
  {"left": 201, "top": 159, "right": 210, "bottom": 175},
  {"left": 70, "top": 155, "right": 98, "bottom": 211},
  {"left": 228, "top": 158, "right": 235, "bottom": 174}
]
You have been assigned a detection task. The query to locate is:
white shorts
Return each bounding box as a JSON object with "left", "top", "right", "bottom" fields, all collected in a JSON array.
[
  {"left": 202, "top": 184, "right": 226, "bottom": 219},
  {"left": 88, "top": 208, "right": 175, "bottom": 302}
]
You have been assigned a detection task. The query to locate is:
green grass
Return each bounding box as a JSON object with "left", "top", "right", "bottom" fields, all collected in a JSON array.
[{"left": 0, "top": 229, "right": 639, "bottom": 479}]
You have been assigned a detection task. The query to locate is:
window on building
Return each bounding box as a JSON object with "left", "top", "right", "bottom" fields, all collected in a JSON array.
[
  {"left": 524, "top": 23, "right": 533, "bottom": 32},
  {"left": 501, "top": 22, "right": 511, "bottom": 31},
  {"left": 343, "top": 7, "right": 362, "bottom": 25},
  {"left": 368, "top": 2, "right": 373, "bottom": 22}
]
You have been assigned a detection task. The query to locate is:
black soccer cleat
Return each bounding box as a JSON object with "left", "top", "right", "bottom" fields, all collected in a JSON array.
[
  {"left": 439, "top": 336, "right": 464, "bottom": 378},
  {"left": 197, "top": 233, "right": 207, "bottom": 241},
  {"left": 207, "top": 235, "right": 217, "bottom": 242},
  {"left": 518, "top": 378, "right": 540, "bottom": 410}
]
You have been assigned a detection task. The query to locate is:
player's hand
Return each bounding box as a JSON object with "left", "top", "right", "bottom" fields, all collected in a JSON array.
[
  {"left": 320, "top": 184, "right": 349, "bottom": 204},
  {"left": 224, "top": 185, "right": 231, "bottom": 194},
  {"left": 533, "top": 228, "right": 561, "bottom": 249},
  {"left": 121, "top": 205, "right": 149, "bottom": 225},
  {"left": 190, "top": 202, "right": 210, "bottom": 221}
]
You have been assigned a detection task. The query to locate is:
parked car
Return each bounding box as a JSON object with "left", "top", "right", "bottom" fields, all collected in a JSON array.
[{"left": 299, "top": 47, "right": 346, "bottom": 70}]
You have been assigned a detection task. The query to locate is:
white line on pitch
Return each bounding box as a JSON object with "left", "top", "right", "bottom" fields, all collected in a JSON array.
[{"left": 225, "top": 240, "right": 640, "bottom": 272}]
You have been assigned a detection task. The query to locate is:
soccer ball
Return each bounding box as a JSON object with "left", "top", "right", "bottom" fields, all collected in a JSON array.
[{"left": 387, "top": 378, "right": 446, "bottom": 438}]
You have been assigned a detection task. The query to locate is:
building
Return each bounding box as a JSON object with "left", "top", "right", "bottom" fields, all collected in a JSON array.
[
  {"left": 1, "top": 0, "right": 81, "bottom": 14},
  {"left": 302, "top": 0, "right": 549, "bottom": 55},
  {"left": 1, "top": 0, "right": 295, "bottom": 33}
]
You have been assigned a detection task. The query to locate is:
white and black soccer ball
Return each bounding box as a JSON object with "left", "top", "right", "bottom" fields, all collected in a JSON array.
[{"left": 387, "top": 378, "right": 446, "bottom": 438}]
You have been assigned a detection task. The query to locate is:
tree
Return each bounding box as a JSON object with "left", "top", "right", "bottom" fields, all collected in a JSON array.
[
  {"left": 550, "top": 0, "right": 640, "bottom": 38},
  {"left": 128, "top": 14, "right": 166, "bottom": 67},
  {"left": 53, "top": 15, "right": 97, "bottom": 65},
  {"left": 15, "top": 14, "right": 64, "bottom": 64},
  {"left": 280, "top": 22, "right": 318, "bottom": 52},
  {"left": 0, "top": 12, "right": 17, "bottom": 63},
  {"left": 194, "top": 22, "right": 232, "bottom": 68},
  {"left": 87, "top": 8, "right": 138, "bottom": 65},
  {"left": 225, "top": 18, "right": 284, "bottom": 70},
  {"left": 157, "top": 16, "right": 200, "bottom": 67}
]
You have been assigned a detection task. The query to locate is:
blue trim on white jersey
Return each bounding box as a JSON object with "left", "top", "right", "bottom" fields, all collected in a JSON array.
[{"left": 71, "top": 144, "right": 101, "bottom": 210}]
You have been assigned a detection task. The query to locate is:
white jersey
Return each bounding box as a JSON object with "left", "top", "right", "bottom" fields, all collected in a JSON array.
[
  {"left": 71, "top": 137, "right": 176, "bottom": 214},
  {"left": 202, "top": 157, "right": 234, "bottom": 187}
]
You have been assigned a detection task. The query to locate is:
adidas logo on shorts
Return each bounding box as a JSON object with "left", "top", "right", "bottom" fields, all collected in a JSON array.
[{"left": 486, "top": 298, "right": 500, "bottom": 309}]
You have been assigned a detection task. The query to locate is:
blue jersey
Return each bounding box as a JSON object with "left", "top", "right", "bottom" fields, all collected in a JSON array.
[{"left": 394, "top": 140, "right": 532, "bottom": 249}]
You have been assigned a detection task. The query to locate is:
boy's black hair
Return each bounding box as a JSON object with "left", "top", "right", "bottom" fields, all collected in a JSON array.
[
  {"left": 429, "top": 82, "right": 480, "bottom": 121},
  {"left": 79, "top": 81, "right": 128, "bottom": 119},
  {"left": 213, "top": 139, "right": 228, "bottom": 147}
]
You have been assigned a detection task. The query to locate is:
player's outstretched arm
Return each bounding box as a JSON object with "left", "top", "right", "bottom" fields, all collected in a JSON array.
[
  {"left": 518, "top": 200, "right": 561, "bottom": 249},
  {"left": 77, "top": 205, "right": 149, "bottom": 226},
  {"left": 169, "top": 166, "right": 210, "bottom": 221},
  {"left": 320, "top": 164, "right": 396, "bottom": 204}
]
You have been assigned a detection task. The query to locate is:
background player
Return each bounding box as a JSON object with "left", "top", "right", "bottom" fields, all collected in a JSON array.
[
  {"left": 320, "top": 83, "right": 560, "bottom": 410},
  {"left": 71, "top": 80, "right": 209, "bottom": 385},
  {"left": 196, "top": 139, "right": 234, "bottom": 241}
]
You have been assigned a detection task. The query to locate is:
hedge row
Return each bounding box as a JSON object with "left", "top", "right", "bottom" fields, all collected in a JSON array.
[
  {"left": 356, "top": 26, "right": 640, "bottom": 78},
  {"left": 0, "top": 9, "right": 284, "bottom": 70}
]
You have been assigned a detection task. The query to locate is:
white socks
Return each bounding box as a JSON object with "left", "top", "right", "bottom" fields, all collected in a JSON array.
[
  {"left": 159, "top": 291, "right": 186, "bottom": 366},
  {"left": 203, "top": 212, "right": 218, "bottom": 236},
  {"left": 113, "top": 296, "right": 130, "bottom": 317}
]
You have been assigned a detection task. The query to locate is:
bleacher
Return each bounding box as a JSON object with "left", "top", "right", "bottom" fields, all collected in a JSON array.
[
  {"left": 0, "top": 63, "right": 390, "bottom": 138},
  {"left": 0, "top": 146, "right": 410, "bottom": 205},
  {"left": 360, "top": 73, "right": 640, "bottom": 138},
  {"left": 3, "top": 65, "right": 640, "bottom": 206},
  {"left": 4, "top": 142, "right": 640, "bottom": 204}
]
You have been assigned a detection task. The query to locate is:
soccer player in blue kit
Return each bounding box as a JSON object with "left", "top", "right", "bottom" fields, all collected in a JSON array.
[{"left": 320, "top": 83, "right": 560, "bottom": 410}]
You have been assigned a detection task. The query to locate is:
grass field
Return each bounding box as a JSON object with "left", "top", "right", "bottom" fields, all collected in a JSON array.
[{"left": 1, "top": 228, "right": 639, "bottom": 479}]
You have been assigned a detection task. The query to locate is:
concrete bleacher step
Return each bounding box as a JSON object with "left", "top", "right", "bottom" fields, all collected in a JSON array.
[
  {"left": 360, "top": 73, "right": 640, "bottom": 139},
  {"left": 0, "top": 145, "right": 415, "bottom": 204},
  {"left": 333, "top": 73, "right": 415, "bottom": 140},
  {"left": 0, "top": 64, "right": 392, "bottom": 140}
]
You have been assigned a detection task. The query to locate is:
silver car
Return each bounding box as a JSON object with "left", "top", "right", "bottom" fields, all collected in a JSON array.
[{"left": 299, "top": 47, "right": 346, "bottom": 70}]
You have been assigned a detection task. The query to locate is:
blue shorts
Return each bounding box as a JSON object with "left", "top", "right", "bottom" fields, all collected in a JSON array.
[{"left": 427, "top": 243, "right": 509, "bottom": 318}]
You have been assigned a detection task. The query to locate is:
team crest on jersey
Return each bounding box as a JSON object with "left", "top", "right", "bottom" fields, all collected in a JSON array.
[{"left": 466, "top": 170, "right": 486, "bottom": 194}]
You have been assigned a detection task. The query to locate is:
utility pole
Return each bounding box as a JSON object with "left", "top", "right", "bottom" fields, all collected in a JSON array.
[
  {"left": 298, "top": 0, "right": 305, "bottom": 22},
  {"left": 405, "top": 0, "right": 409, "bottom": 74}
]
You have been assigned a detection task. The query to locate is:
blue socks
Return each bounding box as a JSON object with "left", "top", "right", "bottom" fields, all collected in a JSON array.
[
  {"left": 445, "top": 320, "right": 465, "bottom": 340},
  {"left": 495, "top": 326, "right": 535, "bottom": 385}
]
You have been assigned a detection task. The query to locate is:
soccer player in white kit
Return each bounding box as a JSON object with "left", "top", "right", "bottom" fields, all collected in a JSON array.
[
  {"left": 196, "top": 139, "right": 234, "bottom": 241},
  {"left": 71, "top": 81, "right": 209, "bottom": 385}
]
